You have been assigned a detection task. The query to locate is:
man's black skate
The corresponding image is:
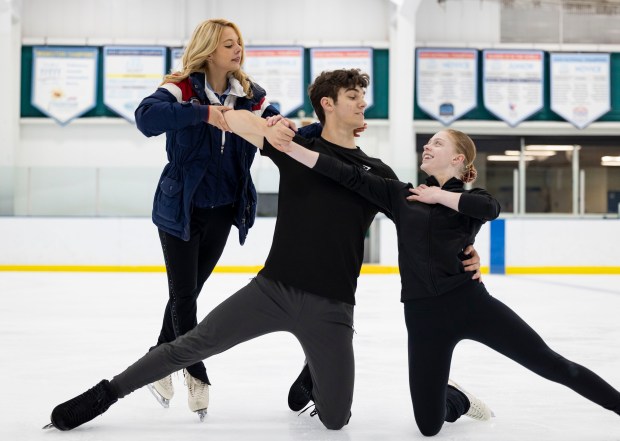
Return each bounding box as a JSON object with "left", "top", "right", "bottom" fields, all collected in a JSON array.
[
  {"left": 288, "top": 363, "right": 313, "bottom": 411},
  {"left": 43, "top": 380, "right": 118, "bottom": 430}
]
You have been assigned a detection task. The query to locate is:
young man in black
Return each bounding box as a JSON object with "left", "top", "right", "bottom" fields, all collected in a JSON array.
[{"left": 45, "top": 69, "right": 482, "bottom": 432}]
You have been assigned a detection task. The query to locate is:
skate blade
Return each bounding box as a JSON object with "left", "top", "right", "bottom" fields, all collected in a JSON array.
[
  {"left": 147, "top": 383, "right": 171, "bottom": 408},
  {"left": 196, "top": 409, "right": 207, "bottom": 422},
  {"left": 42, "top": 423, "right": 55, "bottom": 430}
]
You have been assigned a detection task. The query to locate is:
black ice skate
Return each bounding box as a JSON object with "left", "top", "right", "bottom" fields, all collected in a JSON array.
[
  {"left": 43, "top": 380, "right": 118, "bottom": 430},
  {"left": 288, "top": 363, "right": 313, "bottom": 411}
]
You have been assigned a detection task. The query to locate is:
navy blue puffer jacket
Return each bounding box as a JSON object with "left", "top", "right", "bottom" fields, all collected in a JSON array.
[{"left": 135, "top": 72, "right": 320, "bottom": 244}]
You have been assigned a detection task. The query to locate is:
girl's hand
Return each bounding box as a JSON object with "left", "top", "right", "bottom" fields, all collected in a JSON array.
[
  {"left": 207, "top": 105, "right": 233, "bottom": 131},
  {"left": 406, "top": 185, "right": 442, "bottom": 204}
]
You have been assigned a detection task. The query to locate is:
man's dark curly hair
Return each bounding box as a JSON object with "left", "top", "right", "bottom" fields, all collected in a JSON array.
[{"left": 308, "top": 68, "right": 370, "bottom": 124}]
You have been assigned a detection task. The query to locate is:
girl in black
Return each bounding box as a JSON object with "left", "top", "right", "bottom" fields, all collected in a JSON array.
[{"left": 283, "top": 127, "right": 620, "bottom": 436}]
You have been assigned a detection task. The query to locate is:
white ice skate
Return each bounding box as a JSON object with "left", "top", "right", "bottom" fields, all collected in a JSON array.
[
  {"left": 147, "top": 375, "right": 174, "bottom": 408},
  {"left": 184, "top": 369, "right": 209, "bottom": 422},
  {"left": 448, "top": 379, "right": 495, "bottom": 421}
]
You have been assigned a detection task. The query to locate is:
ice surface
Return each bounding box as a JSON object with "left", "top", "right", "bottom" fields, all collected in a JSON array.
[{"left": 1, "top": 272, "right": 618, "bottom": 441}]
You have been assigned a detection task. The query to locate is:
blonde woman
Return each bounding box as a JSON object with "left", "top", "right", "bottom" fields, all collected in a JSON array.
[{"left": 134, "top": 19, "right": 320, "bottom": 418}]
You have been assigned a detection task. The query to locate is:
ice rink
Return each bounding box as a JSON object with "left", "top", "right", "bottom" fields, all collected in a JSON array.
[{"left": 1, "top": 272, "right": 619, "bottom": 441}]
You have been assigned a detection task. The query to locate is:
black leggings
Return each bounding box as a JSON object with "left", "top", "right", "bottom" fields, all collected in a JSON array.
[
  {"left": 404, "top": 282, "right": 620, "bottom": 437},
  {"left": 154, "top": 204, "right": 234, "bottom": 384}
]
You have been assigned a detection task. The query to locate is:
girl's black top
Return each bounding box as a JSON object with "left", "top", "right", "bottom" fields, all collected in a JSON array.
[{"left": 313, "top": 153, "right": 501, "bottom": 301}]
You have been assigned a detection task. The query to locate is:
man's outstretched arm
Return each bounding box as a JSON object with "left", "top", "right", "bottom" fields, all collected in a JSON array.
[{"left": 222, "top": 110, "right": 295, "bottom": 150}]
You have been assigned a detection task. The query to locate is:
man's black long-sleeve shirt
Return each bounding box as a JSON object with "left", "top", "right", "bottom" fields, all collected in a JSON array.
[{"left": 258, "top": 136, "right": 397, "bottom": 305}]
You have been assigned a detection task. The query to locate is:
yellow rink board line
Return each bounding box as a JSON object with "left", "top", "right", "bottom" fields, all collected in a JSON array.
[
  {"left": 505, "top": 266, "right": 620, "bottom": 275},
  {"left": 0, "top": 264, "right": 403, "bottom": 273},
  {"left": 2, "top": 264, "right": 618, "bottom": 274}
]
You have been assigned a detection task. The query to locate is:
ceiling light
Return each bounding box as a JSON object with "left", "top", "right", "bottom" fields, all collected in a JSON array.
[
  {"left": 487, "top": 155, "right": 535, "bottom": 162},
  {"left": 602, "top": 156, "right": 620, "bottom": 166},
  {"left": 525, "top": 145, "right": 577, "bottom": 151},
  {"left": 505, "top": 150, "right": 556, "bottom": 157}
]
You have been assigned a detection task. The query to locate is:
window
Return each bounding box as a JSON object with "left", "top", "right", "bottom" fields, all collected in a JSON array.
[{"left": 416, "top": 134, "right": 620, "bottom": 215}]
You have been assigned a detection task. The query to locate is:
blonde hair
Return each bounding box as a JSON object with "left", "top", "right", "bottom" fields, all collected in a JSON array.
[
  {"left": 444, "top": 129, "right": 478, "bottom": 183},
  {"left": 162, "top": 19, "right": 253, "bottom": 98}
]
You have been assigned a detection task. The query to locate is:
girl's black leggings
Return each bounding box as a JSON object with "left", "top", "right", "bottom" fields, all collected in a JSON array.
[
  {"left": 154, "top": 204, "right": 234, "bottom": 385},
  {"left": 404, "top": 282, "right": 620, "bottom": 437}
]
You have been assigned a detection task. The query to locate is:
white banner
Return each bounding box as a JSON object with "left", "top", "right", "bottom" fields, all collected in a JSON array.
[
  {"left": 310, "top": 48, "right": 374, "bottom": 109},
  {"left": 103, "top": 46, "right": 166, "bottom": 123},
  {"left": 416, "top": 48, "right": 478, "bottom": 125},
  {"left": 550, "top": 53, "right": 611, "bottom": 129},
  {"left": 483, "top": 50, "right": 544, "bottom": 127},
  {"left": 244, "top": 46, "right": 305, "bottom": 116},
  {"left": 31, "top": 47, "right": 98, "bottom": 125}
]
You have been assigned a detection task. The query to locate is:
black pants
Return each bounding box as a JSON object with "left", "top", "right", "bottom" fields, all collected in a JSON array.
[
  {"left": 404, "top": 281, "right": 620, "bottom": 437},
  {"left": 154, "top": 205, "right": 234, "bottom": 384}
]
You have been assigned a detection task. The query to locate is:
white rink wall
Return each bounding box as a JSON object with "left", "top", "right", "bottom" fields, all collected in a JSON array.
[
  {"left": 504, "top": 219, "right": 620, "bottom": 269},
  {"left": 1, "top": 217, "right": 618, "bottom": 272}
]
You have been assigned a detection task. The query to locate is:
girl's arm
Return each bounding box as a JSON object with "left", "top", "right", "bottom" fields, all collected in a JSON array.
[
  {"left": 458, "top": 189, "right": 501, "bottom": 221},
  {"left": 408, "top": 185, "right": 500, "bottom": 221}
]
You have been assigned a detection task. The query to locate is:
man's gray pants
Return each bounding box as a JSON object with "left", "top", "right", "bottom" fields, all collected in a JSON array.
[{"left": 111, "top": 275, "right": 354, "bottom": 430}]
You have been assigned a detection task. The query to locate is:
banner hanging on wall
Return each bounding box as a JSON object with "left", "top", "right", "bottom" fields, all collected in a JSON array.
[
  {"left": 31, "top": 47, "right": 98, "bottom": 125},
  {"left": 310, "top": 48, "right": 374, "bottom": 110},
  {"left": 482, "top": 50, "right": 544, "bottom": 127},
  {"left": 244, "top": 46, "right": 305, "bottom": 116},
  {"left": 416, "top": 48, "right": 478, "bottom": 125},
  {"left": 103, "top": 46, "right": 166, "bottom": 123},
  {"left": 170, "top": 48, "right": 184, "bottom": 73},
  {"left": 550, "top": 53, "right": 611, "bottom": 129}
]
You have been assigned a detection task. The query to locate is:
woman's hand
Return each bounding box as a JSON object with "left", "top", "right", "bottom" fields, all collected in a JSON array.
[
  {"left": 408, "top": 184, "right": 462, "bottom": 211},
  {"left": 406, "top": 185, "right": 443, "bottom": 204},
  {"left": 207, "top": 105, "right": 233, "bottom": 131}
]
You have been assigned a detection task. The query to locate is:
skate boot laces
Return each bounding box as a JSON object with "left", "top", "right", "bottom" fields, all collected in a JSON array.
[{"left": 184, "top": 369, "right": 209, "bottom": 413}]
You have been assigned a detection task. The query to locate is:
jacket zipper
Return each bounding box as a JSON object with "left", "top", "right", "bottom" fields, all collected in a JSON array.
[
  {"left": 427, "top": 205, "right": 439, "bottom": 295},
  {"left": 240, "top": 148, "right": 246, "bottom": 227},
  {"left": 212, "top": 131, "right": 226, "bottom": 208}
]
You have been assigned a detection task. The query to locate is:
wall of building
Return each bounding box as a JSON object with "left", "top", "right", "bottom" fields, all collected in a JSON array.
[
  {"left": 2, "top": 0, "right": 619, "bottom": 274},
  {"left": 1, "top": 217, "right": 618, "bottom": 273}
]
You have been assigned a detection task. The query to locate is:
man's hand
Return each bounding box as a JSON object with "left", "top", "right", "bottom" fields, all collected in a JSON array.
[
  {"left": 462, "top": 244, "right": 482, "bottom": 281},
  {"left": 266, "top": 115, "right": 298, "bottom": 132},
  {"left": 207, "top": 105, "right": 233, "bottom": 131},
  {"left": 266, "top": 120, "right": 295, "bottom": 152}
]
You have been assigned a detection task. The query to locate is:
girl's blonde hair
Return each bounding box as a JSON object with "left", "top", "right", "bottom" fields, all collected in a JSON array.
[
  {"left": 162, "top": 18, "right": 253, "bottom": 98},
  {"left": 444, "top": 129, "right": 478, "bottom": 183}
]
